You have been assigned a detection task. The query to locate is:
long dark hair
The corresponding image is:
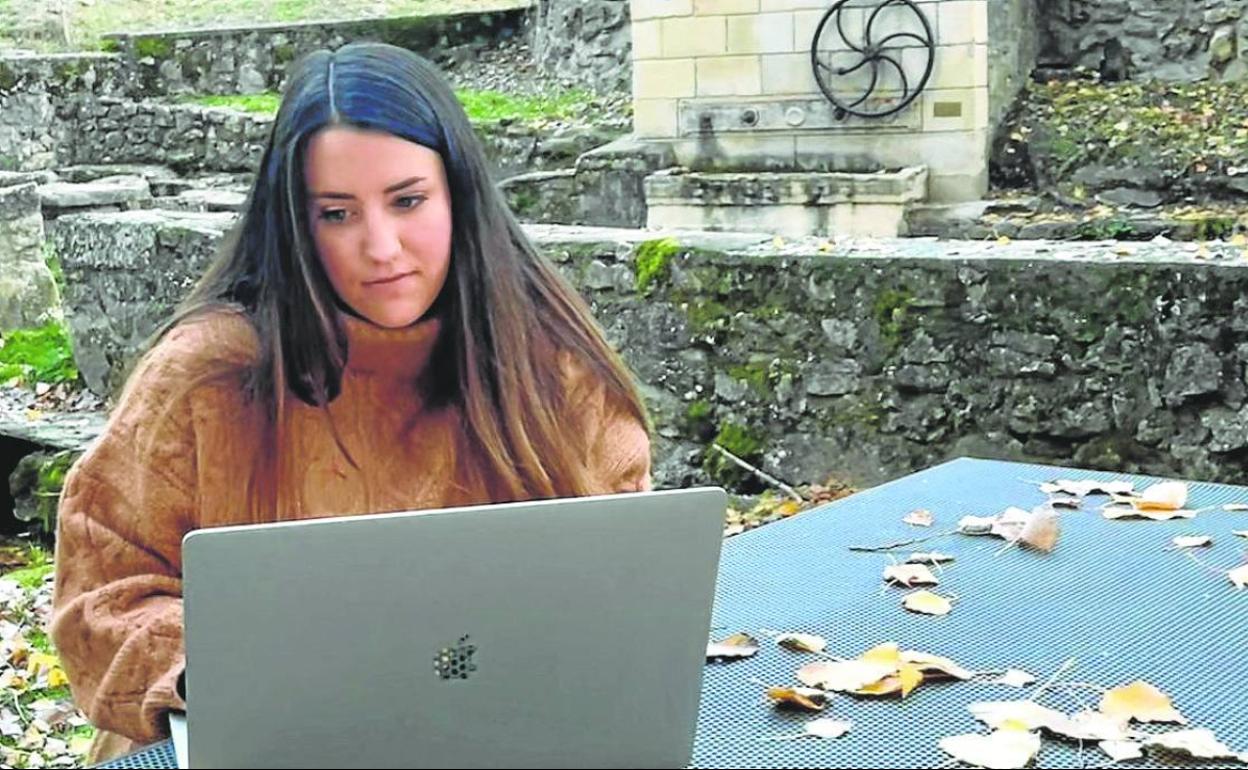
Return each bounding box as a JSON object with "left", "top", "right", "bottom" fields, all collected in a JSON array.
[{"left": 151, "top": 42, "right": 648, "bottom": 516}]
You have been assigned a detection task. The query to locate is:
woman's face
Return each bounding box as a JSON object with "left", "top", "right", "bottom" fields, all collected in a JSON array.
[{"left": 304, "top": 126, "right": 453, "bottom": 329}]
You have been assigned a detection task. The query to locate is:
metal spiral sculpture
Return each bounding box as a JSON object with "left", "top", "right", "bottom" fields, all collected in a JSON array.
[{"left": 809, "top": 0, "right": 936, "bottom": 120}]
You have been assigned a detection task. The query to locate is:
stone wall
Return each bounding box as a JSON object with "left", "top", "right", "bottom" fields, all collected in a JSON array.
[
  {"left": 98, "top": 7, "right": 532, "bottom": 96},
  {"left": 0, "top": 181, "right": 60, "bottom": 330},
  {"left": 49, "top": 213, "right": 1248, "bottom": 489},
  {"left": 532, "top": 0, "right": 630, "bottom": 94},
  {"left": 988, "top": 0, "right": 1039, "bottom": 133},
  {"left": 1038, "top": 0, "right": 1248, "bottom": 82}
]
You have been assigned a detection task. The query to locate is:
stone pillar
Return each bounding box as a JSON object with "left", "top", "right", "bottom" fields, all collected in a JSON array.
[{"left": 0, "top": 182, "right": 61, "bottom": 332}]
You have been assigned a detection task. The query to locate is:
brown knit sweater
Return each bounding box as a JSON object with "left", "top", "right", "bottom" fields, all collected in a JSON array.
[{"left": 50, "top": 310, "right": 652, "bottom": 759}]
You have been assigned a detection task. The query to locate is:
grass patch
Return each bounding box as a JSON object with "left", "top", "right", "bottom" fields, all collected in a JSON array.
[
  {"left": 2, "top": 544, "right": 52, "bottom": 590},
  {"left": 455, "top": 88, "right": 591, "bottom": 124},
  {"left": 1023, "top": 76, "right": 1248, "bottom": 187},
  {"left": 183, "top": 91, "right": 282, "bottom": 113}
]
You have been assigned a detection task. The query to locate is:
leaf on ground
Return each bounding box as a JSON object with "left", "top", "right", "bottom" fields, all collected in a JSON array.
[
  {"left": 903, "top": 509, "right": 934, "bottom": 527},
  {"left": 1099, "top": 740, "right": 1144, "bottom": 761},
  {"left": 1099, "top": 681, "right": 1187, "bottom": 724},
  {"left": 902, "top": 590, "right": 953, "bottom": 616},
  {"left": 766, "top": 686, "right": 828, "bottom": 711},
  {"left": 1040, "top": 479, "right": 1134, "bottom": 497},
  {"left": 883, "top": 563, "right": 939, "bottom": 587},
  {"left": 989, "top": 669, "right": 1037, "bottom": 688},
  {"left": 939, "top": 727, "right": 1042, "bottom": 769},
  {"left": 1143, "top": 728, "right": 1248, "bottom": 762},
  {"left": 1171, "top": 535, "right": 1212, "bottom": 549},
  {"left": 775, "top": 633, "right": 827, "bottom": 654},
  {"left": 706, "top": 632, "right": 759, "bottom": 661}
]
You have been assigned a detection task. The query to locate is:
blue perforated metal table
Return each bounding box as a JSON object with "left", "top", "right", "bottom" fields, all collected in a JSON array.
[{"left": 98, "top": 458, "right": 1248, "bottom": 768}]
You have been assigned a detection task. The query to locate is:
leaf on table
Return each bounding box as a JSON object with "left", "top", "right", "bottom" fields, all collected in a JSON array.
[
  {"left": 883, "top": 563, "right": 939, "bottom": 587},
  {"left": 797, "top": 660, "right": 898, "bottom": 692},
  {"left": 1223, "top": 503, "right": 1248, "bottom": 512},
  {"left": 939, "top": 726, "right": 1042, "bottom": 769},
  {"left": 764, "top": 718, "right": 852, "bottom": 741},
  {"left": 1099, "top": 681, "right": 1187, "bottom": 724},
  {"left": 1017, "top": 508, "right": 1061, "bottom": 552},
  {"left": 706, "top": 632, "right": 759, "bottom": 661},
  {"left": 1234, "top": 530, "right": 1248, "bottom": 538},
  {"left": 1040, "top": 479, "right": 1134, "bottom": 497},
  {"left": 853, "top": 664, "right": 923, "bottom": 698},
  {"left": 989, "top": 669, "right": 1037, "bottom": 688},
  {"left": 1048, "top": 496, "right": 1082, "bottom": 509},
  {"left": 1229, "top": 563, "right": 1248, "bottom": 589},
  {"left": 900, "top": 650, "right": 975, "bottom": 680},
  {"left": 1112, "top": 480, "right": 1188, "bottom": 511},
  {"left": 959, "top": 515, "right": 998, "bottom": 535},
  {"left": 1102, "top": 504, "right": 1197, "bottom": 521},
  {"left": 776, "top": 633, "right": 827, "bottom": 654},
  {"left": 902, "top": 590, "right": 953, "bottom": 616},
  {"left": 1048, "top": 710, "right": 1132, "bottom": 742},
  {"left": 766, "top": 686, "right": 828, "bottom": 711},
  {"left": 1170, "top": 535, "right": 1212, "bottom": 549},
  {"left": 1143, "top": 728, "right": 1247, "bottom": 762},
  {"left": 969, "top": 700, "right": 1071, "bottom": 732},
  {"left": 989, "top": 507, "right": 1031, "bottom": 541},
  {"left": 906, "top": 551, "right": 955, "bottom": 565},
  {"left": 903, "top": 509, "right": 934, "bottom": 527},
  {"left": 1099, "top": 740, "right": 1144, "bottom": 761}
]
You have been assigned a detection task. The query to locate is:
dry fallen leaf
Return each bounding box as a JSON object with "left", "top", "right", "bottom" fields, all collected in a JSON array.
[
  {"left": 1170, "top": 535, "right": 1212, "bottom": 549},
  {"left": 990, "top": 669, "right": 1036, "bottom": 688},
  {"left": 797, "top": 660, "right": 897, "bottom": 692},
  {"left": 1114, "top": 480, "right": 1188, "bottom": 511},
  {"left": 1143, "top": 728, "right": 1246, "bottom": 761},
  {"left": 1234, "top": 530, "right": 1248, "bottom": 538},
  {"left": 969, "top": 700, "right": 1070, "bottom": 732},
  {"left": 1049, "top": 710, "right": 1131, "bottom": 742},
  {"left": 939, "top": 727, "right": 1041, "bottom": 769},
  {"left": 1099, "top": 740, "right": 1144, "bottom": 761},
  {"left": 1048, "top": 496, "right": 1081, "bottom": 509},
  {"left": 775, "top": 633, "right": 827, "bottom": 654},
  {"left": 900, "top": 651, "right": 974, "bottom": 680},
  {"left": 958, "top": 515, "right": 998, "bottom": 535},
  {"left": 902, "top": 590, "right": 953, "bottom": 616},
  {"left": 1223, "top": 503, "right": 1248, "bottom": 512},
  {"left": 903, "top": 509, "right": 934, "bottom": 527},
  {"left": 706, "top": 632, "right": 759, "bottom": 661},
  {"left": 1018, "top": 508, "right": 1060, "bottom": 552},
  {"left": 883, "top": 563, "right": 939, "bottom": 587},
  {"left": 906, "top": 552, "right": 955, "bottom": 565},
  {"left": 1099, "top": 681, "right": 1187, "bottom": 724},
  {"left": 989, "top": 507, "right": 1031, "bottom": 541},
  {"left": 853, "top": 664, "right": 923, "bottom": 698},
  {"left": 766, "top": 686, "right": 827, "bottom": 712},
  {"left": 1039, "top": 479, "right": 1134, "bottom": 497},
  {"left": 1229, "top": 564, "right": 1248, "bottom": 589},
  {"left": 764, "top": 718, "right": 852, "bottom": 741},
  {"left": 1102, "top": 505, "right": 1196, "bottom": 521}
]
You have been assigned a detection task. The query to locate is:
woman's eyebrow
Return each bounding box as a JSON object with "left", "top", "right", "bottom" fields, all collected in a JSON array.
[{"left": 310, "top": 176, "right": 427, "bottom": 200}]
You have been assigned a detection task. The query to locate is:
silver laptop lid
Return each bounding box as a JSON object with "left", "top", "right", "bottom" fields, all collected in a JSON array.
[{"left": 182, "top": 487, "right": 726, "bottom": 769}]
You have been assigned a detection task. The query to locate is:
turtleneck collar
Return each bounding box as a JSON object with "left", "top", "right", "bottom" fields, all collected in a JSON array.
[{"left": 340, "top": 311, "right": 443, "bottom": 383}]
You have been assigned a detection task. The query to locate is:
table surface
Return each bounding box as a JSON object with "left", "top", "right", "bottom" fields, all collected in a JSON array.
[{"left": 98, "top": 457, "right": 1248, "bottom": 769}]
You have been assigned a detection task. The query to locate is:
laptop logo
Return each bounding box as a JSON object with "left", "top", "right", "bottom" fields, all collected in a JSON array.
[{"left": 434, "top": 635, "right": 477, "bottom": 680}]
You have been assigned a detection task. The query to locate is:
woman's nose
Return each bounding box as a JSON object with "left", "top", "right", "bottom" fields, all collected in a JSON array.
[{"left": 361, "top": 212, "right": 401, "bottom": 263}]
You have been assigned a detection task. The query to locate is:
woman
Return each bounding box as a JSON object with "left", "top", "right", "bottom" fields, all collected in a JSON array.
[{"left": 50, "top": 42, "right": 651, "bottom": 763}]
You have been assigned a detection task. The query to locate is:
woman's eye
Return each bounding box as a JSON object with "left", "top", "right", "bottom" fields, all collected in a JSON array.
[
  {"left": 395, "top": 195, "right": 425, "bottom": 209},
  {"left": 319, "top": 209, "right": 347, "bottom": 223}
]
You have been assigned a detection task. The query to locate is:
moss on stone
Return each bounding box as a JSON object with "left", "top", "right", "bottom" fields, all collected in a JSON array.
[
  {"left": 872, "top": 287, "right": 914, "bottom": 352},
  {"left": 703, "top": 421, "right": 767, "bottom": 488},
  {"left": 634, "top": 237, "right": 680, "bottom": 294},
  {"left": 134, "top": 35, "right": 174, "bottom": 60}
]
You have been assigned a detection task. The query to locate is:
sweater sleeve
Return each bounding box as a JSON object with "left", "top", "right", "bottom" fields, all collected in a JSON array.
[
  {"left": 561, "top": 354, "right": 653, "bottom": 494},
  {"left": 50, "top": 329, "right": 207, "bottom": 744}
]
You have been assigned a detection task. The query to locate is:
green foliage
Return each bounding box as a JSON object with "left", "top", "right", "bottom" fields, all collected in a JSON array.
[
  {"left": 634, "top": 238, "right": 680, "bottom": 294},
  {"left": 184, "top": 91, "right": 282, "bottom": 114},
  {"left": 0, "top": 321, "right": 79, "bottom": 386},
  {"left": 455, "top": 87, "right": 591, "bottom": 124},
  {"left": 98, "top": 38, "right": 122, "bottom": 53},
  {"left": 872, "top": 288, "right": 914, "bottom": 352},
  {"left": 1075, "top": 218, "right": 1136, "bottom": 240},
  {"left": 133, "top": 35, "right": 173, "bottom": 59},
  {"left": 3, "top": 545, "right": 52, "bottom": 591},
  {"left": 704, "top": 422, "right": 767, "bottom": 489},
  {"left": 43, "top": 241, "right": 64, "bottom": 294}
]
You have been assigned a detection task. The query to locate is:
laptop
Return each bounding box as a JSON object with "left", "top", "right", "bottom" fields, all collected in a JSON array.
[{"left": 174, "top": 487, "right": 727, "bottom": 769}]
